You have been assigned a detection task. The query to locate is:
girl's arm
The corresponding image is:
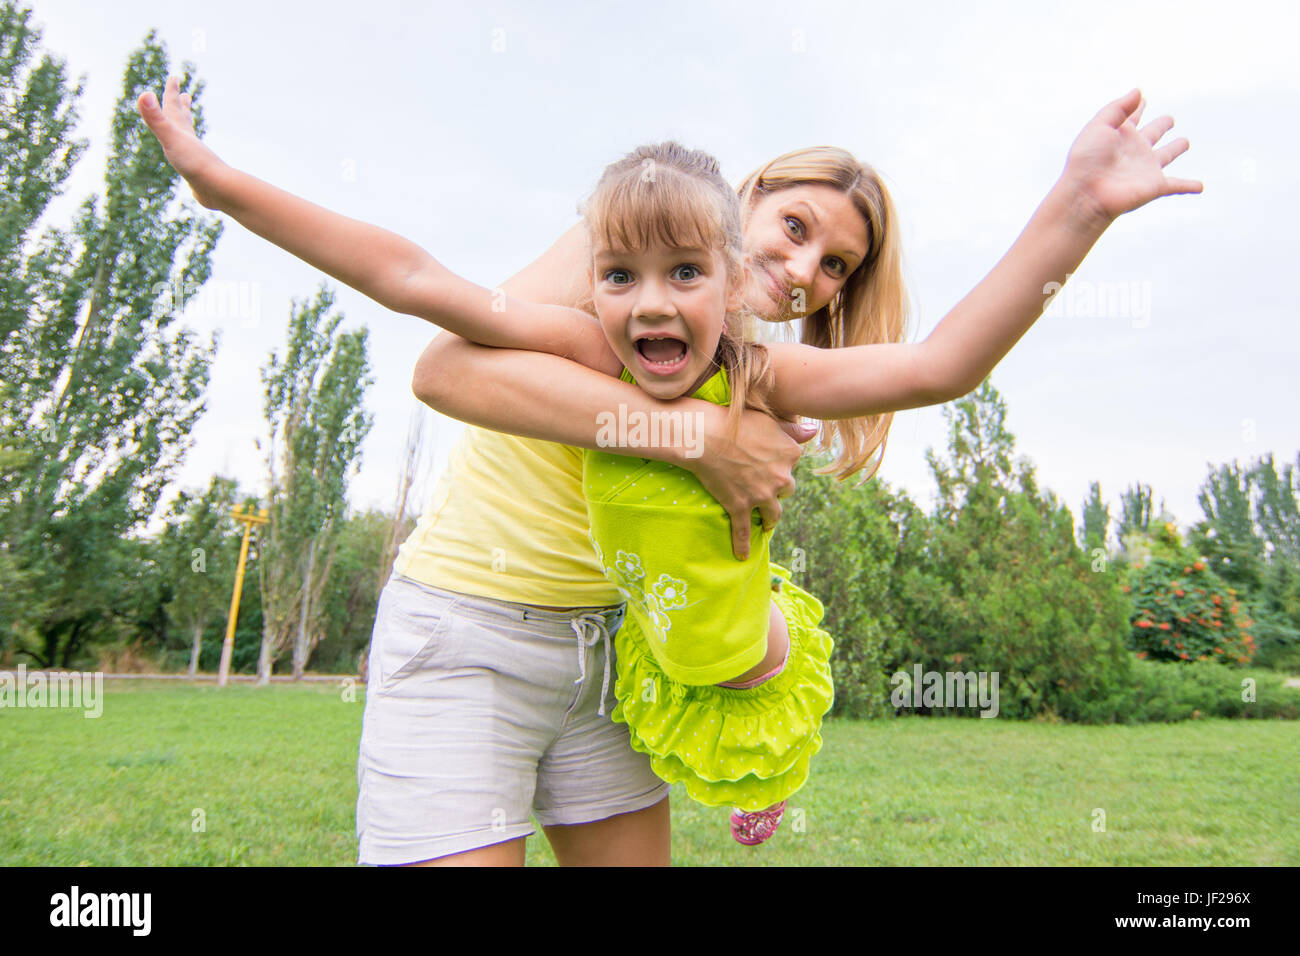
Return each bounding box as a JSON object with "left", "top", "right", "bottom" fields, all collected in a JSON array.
[
  {"left": 137, "top": 76, "right": 590, "bottom": 358},
  {"left": 764, "top": 90, "right": 1202, "bottom": 422}
]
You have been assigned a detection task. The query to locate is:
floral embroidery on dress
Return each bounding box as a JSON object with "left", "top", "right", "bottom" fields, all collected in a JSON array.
[
  {"left": 588, "top": 538, "right": 685, "bottom": 645},
  {"left": 614, "top": 550, "right": 644, "bottom": 584},
  {"left": 651, "top": 573, "right": 687, "bottom": 610}
]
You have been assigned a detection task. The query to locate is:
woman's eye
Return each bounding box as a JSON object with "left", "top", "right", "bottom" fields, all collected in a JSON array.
[
  {"left": 673, "top": 264, "right": 700, "bottom": 281},
  {"left": 825, "top": 257, "right": 846, "bottom": 277},
  {"left": 784, "top": 216, "right": 804, "bottom": 238}
]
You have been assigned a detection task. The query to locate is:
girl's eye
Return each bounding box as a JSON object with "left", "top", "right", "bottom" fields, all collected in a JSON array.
[
  {"left": 673, "top": 264, "right": 701, "bottom": 281},
  {"left": 604, "top": 269, "right": 632, "bottom": 285}
]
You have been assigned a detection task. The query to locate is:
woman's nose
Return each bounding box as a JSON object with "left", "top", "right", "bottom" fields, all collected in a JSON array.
[{"left": 784, "top": 251, "right": 818, "bottom": 288}]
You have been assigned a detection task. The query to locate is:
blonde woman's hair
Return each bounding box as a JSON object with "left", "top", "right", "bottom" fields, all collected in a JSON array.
[
  {"left": 577, "top": 142, "right": 779, "bottom": 446},
  {"left": 737, "top": 146, "right": 912, "bottom": 483}
]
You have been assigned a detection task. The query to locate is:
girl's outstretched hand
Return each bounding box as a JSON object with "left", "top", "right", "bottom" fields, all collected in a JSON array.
[
  {"left": 137, "top": 75, "right": 224, "bottom": 209},
  {"left": 1062, "top": 88, "right": 1202, "bottom": 228}
]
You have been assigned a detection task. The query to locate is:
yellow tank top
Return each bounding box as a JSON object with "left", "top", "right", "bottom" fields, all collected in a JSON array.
[{"left": 392, "top": 425, "right": 623, "bottom": 607}]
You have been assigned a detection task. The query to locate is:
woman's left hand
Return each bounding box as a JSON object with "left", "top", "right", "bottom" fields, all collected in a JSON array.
[{"left": 1062, "top": 88, "right": 1203, "bottom": 228}]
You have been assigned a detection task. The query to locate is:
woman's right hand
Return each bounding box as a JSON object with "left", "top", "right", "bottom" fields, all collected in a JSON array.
[
  {"left": 686, "top": 406, "right": 818, "bottom": 561},
  {"left": 137, "top": 75, "right": 224, "bottom": 209}
]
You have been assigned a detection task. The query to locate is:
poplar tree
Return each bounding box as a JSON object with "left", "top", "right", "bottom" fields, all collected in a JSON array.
[
  {"left": 1080, "top": 481, "right": 1110, "bottom": 554},
  {"left": 257, "top": 285, "right": 371, "bottom": 682},
  {"left": 1, "top": 20, "right": 221, "bottom": 667}
]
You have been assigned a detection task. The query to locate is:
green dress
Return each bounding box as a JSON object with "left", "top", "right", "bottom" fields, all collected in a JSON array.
[{"left": 583, "top": 365, "right": 835, "bottom": 812}]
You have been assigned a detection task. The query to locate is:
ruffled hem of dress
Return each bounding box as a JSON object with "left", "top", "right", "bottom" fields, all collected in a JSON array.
[{"left": 609, "top": 563, "right": 834, "bottom": 793}]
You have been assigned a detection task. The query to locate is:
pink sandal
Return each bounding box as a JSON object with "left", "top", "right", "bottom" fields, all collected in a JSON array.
[{"left": 730, "top": 801, "right": 787, "bottom": 845}]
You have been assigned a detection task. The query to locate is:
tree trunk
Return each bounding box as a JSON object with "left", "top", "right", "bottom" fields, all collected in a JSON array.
[
  {"left": 292, "top": 538, "right": 317, "bottom": 680},
  {"left": 187, "top": 617, "right": 204, "bottom": 677},
  {"left": 257, "top": 628, "right": 273, "bottom": 685}
]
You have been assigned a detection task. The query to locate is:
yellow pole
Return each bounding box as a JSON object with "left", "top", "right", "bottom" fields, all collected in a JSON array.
[{"left": 218, "top": 505, "right": 268, "bottom": 687}]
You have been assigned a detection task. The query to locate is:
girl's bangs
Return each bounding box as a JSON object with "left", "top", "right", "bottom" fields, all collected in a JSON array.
[{"left": 590, "top": 175, "right": 723, "bottom": 256}]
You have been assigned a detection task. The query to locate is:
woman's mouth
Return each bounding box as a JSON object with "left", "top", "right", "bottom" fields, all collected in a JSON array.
[
  {"left": 634, "top": 336, "right": 690, "bottom": 376},
  {"left": 764, "top": 268, "right": 793, "bottom": 303}
]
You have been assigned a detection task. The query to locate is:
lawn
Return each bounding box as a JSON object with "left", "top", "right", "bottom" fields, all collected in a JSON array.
[{"left": 1, "top": 680, "right": 1295, "bottom": 866}]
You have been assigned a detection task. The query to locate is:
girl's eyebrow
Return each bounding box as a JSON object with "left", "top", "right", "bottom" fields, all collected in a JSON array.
[
  {"left": 593, "top": 245, "right": 715, "bottom": 263},
  {"left": 789, "top": 200, "right": 866, "bottom": 267}
]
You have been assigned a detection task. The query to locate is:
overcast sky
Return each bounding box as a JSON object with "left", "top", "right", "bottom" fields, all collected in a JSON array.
[{"left": 25, "top": 0, "right": 1300, "bottom": 541}]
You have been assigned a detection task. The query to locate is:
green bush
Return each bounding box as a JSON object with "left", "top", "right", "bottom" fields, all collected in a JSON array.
[
  {"left": 773, "top": 456, "right": 906, "bottom": 719},
  {"left": 1069, "top": 659, "right": 1300, "bottom": 723},
  {"left": 888, "top": 473, "right": 1135, "bottom": 721},
  {"left": 1125, "top": 555, "right": 1255, "bottom": 665}
]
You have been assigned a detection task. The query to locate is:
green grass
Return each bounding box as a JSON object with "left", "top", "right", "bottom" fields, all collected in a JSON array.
[{"left": 1, "top": 681, "right": 1296, "bottom": 865}]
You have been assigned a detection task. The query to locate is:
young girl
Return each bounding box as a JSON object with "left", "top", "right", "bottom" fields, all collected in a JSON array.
[
  {"left": 561, "top": 141, "right": 840, "bottom": 842},
  {"left": 139, "top": 79, "right": 1199, "bottom": 853}
]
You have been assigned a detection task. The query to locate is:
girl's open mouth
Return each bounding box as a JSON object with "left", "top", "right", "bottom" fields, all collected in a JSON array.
[{"left": 635, "top": 336, "right": 690, "bottom": 376}]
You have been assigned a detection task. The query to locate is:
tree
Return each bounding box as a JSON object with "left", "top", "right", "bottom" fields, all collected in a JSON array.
[
  {"left": 315, "top": 507, "right": 391, "bottom": 674},
  {"left": 1188, "top": 461, "right": 1263, "bottom": 591},
  {"left": 1080, "top": 481, "right": 1110, "bottom": 554},
  {"left": 378, "top": 409, "right": 427, "bottom": 599},
  {"left": 256, "top": 285, "right": 372, "bottom": 683},
  {"left": 157, "top": 476, "right": 242, "bottom": 675},
  {"left": 0, "top": 28, "right": 221, "bottom": 668},
  {"left": 1117, "top": 482, "right": 1157, "bottom": 540},
  {"left": 0, "top": 0, "right": 87, "bottom": 357},
  {"left": 895, "top": 378, "right": 1132, "bottom": 719},
  {"left": 1253, "top": 452, "right": 1300, "bottom": 565}
]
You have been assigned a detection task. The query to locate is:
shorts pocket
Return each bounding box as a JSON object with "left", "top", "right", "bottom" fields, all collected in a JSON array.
[{"left": 371, "top": 576, "right": 464, "bottom": 689}]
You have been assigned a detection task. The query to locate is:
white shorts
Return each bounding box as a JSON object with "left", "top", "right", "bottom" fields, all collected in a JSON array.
[{"left": 356, "top": 573, "right": 669, "bottom": 865}]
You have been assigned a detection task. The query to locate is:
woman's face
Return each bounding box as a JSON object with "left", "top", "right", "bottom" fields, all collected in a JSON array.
[{"left": 740, "top": 183, "right": 871, "bottom": 323}]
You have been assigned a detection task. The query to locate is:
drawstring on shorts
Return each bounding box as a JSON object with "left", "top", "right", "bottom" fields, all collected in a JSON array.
[{"left": 570, "top": 612, "right": 615, "bottom": 717}]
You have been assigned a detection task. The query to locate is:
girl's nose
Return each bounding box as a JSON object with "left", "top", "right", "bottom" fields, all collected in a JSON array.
[{"left": 633, "top": 277, "right": 674, "bottom": 319}]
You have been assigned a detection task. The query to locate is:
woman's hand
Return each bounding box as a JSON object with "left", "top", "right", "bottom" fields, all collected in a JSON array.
[
  {"left": 683, "top": 407, "right": 818, "bottom": 561},
  {"left": 1061, "top": 88, "right": 1202, "bottom": 230},
  {"left": 137, "top": 75, "right": 224, "bottom": 209}
]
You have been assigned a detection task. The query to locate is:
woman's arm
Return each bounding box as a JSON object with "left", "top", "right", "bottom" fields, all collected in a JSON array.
[
  {"left": 137, "top": 76, "right": 590, "bottom": 357},
  {"left": 413, "top": 214, "right": 820, "bottom": 560},
  {"left": 765, "top": 90, "right": 1202, "bottom": 421},
  {"left": 414, "top": 333, "right": 817, "bottom": 560}
]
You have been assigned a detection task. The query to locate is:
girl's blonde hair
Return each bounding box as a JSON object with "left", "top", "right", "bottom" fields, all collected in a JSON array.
[
  {"left": 577, "top": 142, "right": 780, "bottom": 447},
  {"left": 737, "top": 147, "right": 911, "bottom": 483}
]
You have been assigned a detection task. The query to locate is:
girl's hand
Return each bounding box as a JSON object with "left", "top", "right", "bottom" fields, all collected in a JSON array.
[
  {"left": 137, "top": 75, "right": 224, "bottom": 209},
  {"left": 1061, "top": 88, "right": 1203, "bottom": 229}
]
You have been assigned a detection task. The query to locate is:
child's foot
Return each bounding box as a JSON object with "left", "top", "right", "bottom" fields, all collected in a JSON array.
[{"left": 730, "top": 801, "right": 786, "bottom": 845}]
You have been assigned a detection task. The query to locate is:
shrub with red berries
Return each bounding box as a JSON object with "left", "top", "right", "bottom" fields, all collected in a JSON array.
[{"left": 1124, "top": 556, "right": 1255, "bottom": 665}]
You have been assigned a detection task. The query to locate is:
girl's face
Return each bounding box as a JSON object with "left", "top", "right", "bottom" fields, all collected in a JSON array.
[
  {"left": 591, "top": 239, "right": 742, "bottom": 400},
  {"left": 740, "top": 183, "right": 871, "bottom": 323}
]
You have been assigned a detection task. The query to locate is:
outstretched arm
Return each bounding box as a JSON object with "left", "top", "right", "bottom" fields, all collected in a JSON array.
[
  {"left": 764, "top": 89, "right": 1203, "bottom": 421},
  {"left": 137, "top": 76, "right": 587, "bottom": 358}
]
